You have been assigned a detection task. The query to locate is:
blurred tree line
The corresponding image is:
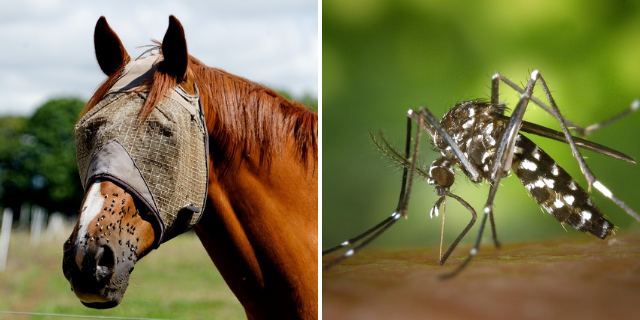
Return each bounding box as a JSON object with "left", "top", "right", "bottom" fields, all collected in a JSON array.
[
  {"left": 0, "top": 98, "right": 85, "bottom": 218},
  {"left": 0, "top": 92, "right": 316, "bottom": 221}
]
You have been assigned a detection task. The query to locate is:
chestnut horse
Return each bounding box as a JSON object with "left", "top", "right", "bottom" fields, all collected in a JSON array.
[{"left": 62, "top": 16, "right": 318, "bottom": 320}]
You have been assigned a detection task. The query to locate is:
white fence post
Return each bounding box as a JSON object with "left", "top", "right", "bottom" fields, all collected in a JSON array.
[
  {"left": 0, "top": 208, "right": 14, "bottom": 272},
  {"left": 45, "top": 212, "right": 66, "bottom": 242},
  {"left": 19, "top": 203, "right": 30, "bottom": 230},
  {"left": 30, "top": 206, "right": 46, "bottom": 246}
]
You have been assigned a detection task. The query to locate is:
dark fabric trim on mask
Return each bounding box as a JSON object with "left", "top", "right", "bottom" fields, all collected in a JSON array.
[{"left": 84, "top": 138, "right": 165, "bottom": 247}]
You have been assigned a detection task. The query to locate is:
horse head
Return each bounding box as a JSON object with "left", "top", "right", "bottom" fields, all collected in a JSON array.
[{"left": 62, "top": 16, "right": 205, "bottom": 308}]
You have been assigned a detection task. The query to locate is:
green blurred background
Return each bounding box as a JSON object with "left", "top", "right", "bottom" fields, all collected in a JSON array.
[{"left": 323, "top": 0, "right": 640, "bottom": 252}]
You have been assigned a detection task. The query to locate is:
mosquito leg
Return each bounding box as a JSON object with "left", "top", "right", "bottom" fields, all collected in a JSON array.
[
  {"left": 487, "top": 72, "right": 504, "bottom": 249},
  {"left": 439, "top": 196, "right": 446, "bottom": 262},
  {"left": 581, "top": 99, "right": 639, "bottom": 135},
  {"left": 439, "top": 180, "right": 503, "bottom": 279},
  {"left": 322, "top": 213, "right": 402, "bottom": 269},
  {"left": 439, "top": 192, "right": 477, "bottom": 265},
  {"left": 498, "top": 75, "right": 638, "bottom": 137},
  {"left": 322, "top": 214, "right": 399, "bottom": 256},
  {"left": 488, "top": 205, "right": 501, "bottom": 249},
  {"left": 439, "top": 71, "right": 540, "bottom": 279},
  {"left": 323, "top": 110, "right": 426, "bottom": 268},
  {"left": 491, "top": 72, "right": 500, "bottom": 107},
  {"left": 536, "top": 74, "right": 640, "bottom": 221},
  {"left": 489, "top": 71, "right": 539, "bottom": 181}
]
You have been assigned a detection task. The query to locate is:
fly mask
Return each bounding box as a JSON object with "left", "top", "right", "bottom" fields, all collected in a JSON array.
[{"left": 75, "top": 54, "right": 209, "bottom": 247}]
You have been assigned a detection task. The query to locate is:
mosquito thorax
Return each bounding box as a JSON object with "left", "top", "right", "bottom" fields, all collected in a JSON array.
[{"left": 433, "top": 101, "right": 509, "bottom": 184}]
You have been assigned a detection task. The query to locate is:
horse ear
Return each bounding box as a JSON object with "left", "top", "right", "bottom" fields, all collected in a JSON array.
[
  {"left": 94, "top": 16, "right": 130, "bottom": 76},
  {"left": 159, "top": 15, "right": 188, "bottom": 79}
]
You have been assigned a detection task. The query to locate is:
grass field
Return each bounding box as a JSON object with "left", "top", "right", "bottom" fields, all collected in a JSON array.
[{"left": 0, "top": 230, "right": 245, "bottom": 319}]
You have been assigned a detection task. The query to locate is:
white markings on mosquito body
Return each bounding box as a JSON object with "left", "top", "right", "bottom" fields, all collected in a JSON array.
[
  {"left": 345, "top": 249, "right": 354, "bottom": 257},
  {"left": 341, "top": 241, "right": 350, "bottom": 246},
  {"left": 485, "top": 122, "right": 494, "bottom": 133},
  {"left": 563, "top": 195, "right": 575, "bottom": 205},
  {"left": 391, "top": 212, "right": 401, "bottom": 220},
  {"left": 568, "top": 181, "right": 578, "bottom": 191},
  {"left": 481, "top": 151, "right": 493, "bottom": 164},
  {"left": 532, "top": 147, "right": 541, "bottom": 160},
  {"left": 430, "top": 205, "right": 439, "bottom": 218},
  {"left": 543, "top": 178, "right": 555, "bottom": 189},
  {"left": 462, "top": 118, "right": 475, "bottom": 129},
  {"left": 601, "top": 222, "right": 610, "bottom": 238},
  {"left": 553, "top": 199, "right": 564, "bottom": 208},
  {"left": 593, "top": 181, "right": 613, "bottom": 198},
  {"left": 520, "top": 159, "right": 538, "bottom": 171},
  {"left": 551, "top": 164, "right": 559, "bottom": 176},
  {"left": 581, "top": 210, "right": 592, "bottom": 221}
]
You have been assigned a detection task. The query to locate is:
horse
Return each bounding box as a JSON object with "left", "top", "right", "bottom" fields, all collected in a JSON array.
[{"left": 62, "top": 16, "right": 318, "bottom": 320}]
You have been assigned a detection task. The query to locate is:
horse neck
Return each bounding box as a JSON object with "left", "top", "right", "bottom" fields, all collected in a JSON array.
[{"left": 194, "top": 69, "right": 318, "bottom": 318}]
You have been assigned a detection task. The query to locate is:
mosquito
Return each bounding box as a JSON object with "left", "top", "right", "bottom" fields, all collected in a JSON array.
[{"left": 323, "top": 70, "right": 639, "bottom": 279}]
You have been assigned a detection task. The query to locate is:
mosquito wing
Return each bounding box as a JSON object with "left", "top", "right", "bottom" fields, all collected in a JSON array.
[{"left": 495, "top": 114, "right": 635, "bottom": 163}]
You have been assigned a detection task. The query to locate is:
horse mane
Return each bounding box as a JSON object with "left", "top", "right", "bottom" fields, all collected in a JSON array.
[{"left": 80, "top": 49, "right": 318, "bottom": 175}]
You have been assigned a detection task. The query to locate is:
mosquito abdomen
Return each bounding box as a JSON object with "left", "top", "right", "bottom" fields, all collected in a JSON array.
[{"left": 511, "top": 134, "right": 614, "bottom": 239}]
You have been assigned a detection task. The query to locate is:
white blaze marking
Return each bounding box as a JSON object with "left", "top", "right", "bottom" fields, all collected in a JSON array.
[
  {"left": 581, "top": 210, "right": 592, "bottom": 221},
  {"left": 520, "top": 159, "right": 537, "bottom": 171},
  {"left": 534, "top": 179, "right": 545, "bottom": 188},
  {"left": 514, "top": 146, "right": 524, "bottom": 154},
  {"left": 543, "top": 178, "right": 555, "bottom": 189},
  {"left": 76, "top": 180, "right": 105, "bottom": 245},
  {"left": 468, "top": 108, "right": 475, "bottom": 116},
  {"left": 563, "top": 195, "right": 575, "bottom": 205},
  {"left": 345, "top": 249, "right": 354, "bottom": 257},
  {"left": 341, "top": 241, "right": 350, "bottom": 246},
  {"left": 551, "top": 164, "right": 559, "bottom": 176},
  {"left": 593, "top": 181, "right": 613, "bottom": 198}
]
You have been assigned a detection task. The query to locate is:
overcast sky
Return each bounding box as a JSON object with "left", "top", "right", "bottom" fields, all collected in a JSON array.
[{"left": 0, "top": 0, "right": 318, "bottom": 116}]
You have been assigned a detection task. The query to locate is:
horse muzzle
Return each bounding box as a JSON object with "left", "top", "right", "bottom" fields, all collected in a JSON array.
[{"left": 63, "top": 236, "right": 132, "bottom": 308}]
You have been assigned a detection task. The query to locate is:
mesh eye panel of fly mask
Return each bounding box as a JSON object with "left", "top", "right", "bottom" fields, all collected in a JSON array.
[{"left": 75, "top": 54, "right": 209, "bottom": 247}]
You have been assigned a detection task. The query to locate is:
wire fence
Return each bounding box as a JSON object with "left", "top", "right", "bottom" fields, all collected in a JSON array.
[{"left": 0, "top": 311, "right": 169, "bottom": 319}]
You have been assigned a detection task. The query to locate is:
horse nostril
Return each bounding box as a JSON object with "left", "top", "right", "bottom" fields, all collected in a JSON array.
[{"left": 95, "top": 245, "right": 116, "bottom": 282}]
